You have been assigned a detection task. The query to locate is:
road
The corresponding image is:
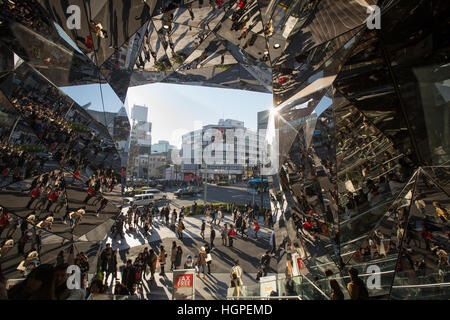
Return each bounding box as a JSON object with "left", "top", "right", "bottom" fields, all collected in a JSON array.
[{"left": 167, "top": 183, "right": 271, "bottom": 209}]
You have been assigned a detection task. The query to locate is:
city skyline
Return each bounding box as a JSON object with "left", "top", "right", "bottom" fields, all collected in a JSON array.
[{"left": 126, "top": 83, "right": 273, "bottom": 149}]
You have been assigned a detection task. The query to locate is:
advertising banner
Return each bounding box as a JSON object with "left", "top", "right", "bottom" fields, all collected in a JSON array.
[
  {"left": 259, "top": 275, "right": 277, "bottom": 297},
  {"left": 291, "top": 253, "right": 309, "bottom": 277},
  {"left": 173, "top": 269, "right": 195, "bottom": 300}
]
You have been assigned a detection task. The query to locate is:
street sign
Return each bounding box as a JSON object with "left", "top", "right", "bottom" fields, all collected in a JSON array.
[{"left": 173, "top": 269, "right": 196, "bottom": 300}]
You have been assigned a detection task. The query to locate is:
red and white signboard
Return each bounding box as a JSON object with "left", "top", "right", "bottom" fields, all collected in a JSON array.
[
  {"left": 297, "top": 257, "right": 306, "bottom": 271},
  {"left": 173, "top": 269, "right": 196, "bottom": 300},
  {"left": 292, "top": 253, "right": 309, "bottom": 277},
  {"left": 174, "top": 273, "right": 193, "bottom": 289}
]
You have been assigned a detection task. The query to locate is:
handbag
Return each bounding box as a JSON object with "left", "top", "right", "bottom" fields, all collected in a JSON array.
[{"left": 205, "top": 254, "right": 212, "bottom": 262}]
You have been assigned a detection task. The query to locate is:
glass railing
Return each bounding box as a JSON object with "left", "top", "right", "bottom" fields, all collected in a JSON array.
[
  {"left": 226, "top": 274, "right": 330, "bottom": 300},
  {"left": 390, "top": 269, "right": 450, "bottom": 300}
]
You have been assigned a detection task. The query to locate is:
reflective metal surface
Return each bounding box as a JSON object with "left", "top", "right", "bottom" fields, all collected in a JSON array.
[{"left": 0, "top": 0, "right": 448, "bottom": 299}]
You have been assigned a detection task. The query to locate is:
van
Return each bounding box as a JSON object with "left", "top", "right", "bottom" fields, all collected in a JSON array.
[
  {"left": 139, "top": 188, "right": 167, "bottom": 201},
  {"left": 131, "top": 194, "right": 155, "bottom": 206}
]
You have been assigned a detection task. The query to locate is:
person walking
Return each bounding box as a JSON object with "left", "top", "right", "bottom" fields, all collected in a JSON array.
[
  {"left": 221, "top": 224, "right": 228, "bottom": 246},
  {"left": 253, "top": 220, "right": 260, "bottom": 239},
  {"left": 210, "top": 225, "right": 216, "bottom": 249},
  {"left": 159, "top": 245, "right": 167, "bottom": 277},
  {"left": 170, "top": 241, "right": 177, "bottom": 271},
  {"left": 175, "top": 246, "right": 183, "bottom": 270},
  {"left": 100, "top": 243, "right": 113, "bottom": 278},
  {"left": 347, "top": 267, "right": 369, "bottom": 300},
  {"left": 217, "top": 209, "right": 224, "bottom": 226},
  {"left": 165, "top": 208, "right": 170, "bottom": 225},
  {"left": 177, "top": 219, "right": 185, "bottom": 239},
  {"left": 211, "top": 209, "right": 217, "bottom": 225},
  {"left": 133, "top": 253, "right": 145, "bottom": 287},
  {"left": 230, "top": 259, "right": 243, "bottom": 288},
  {"left": 200, "top": 220, "right": 206, "bottom": 240},
  {"left": 330, "top": 279, "right": 344, "bottom": 300},
  {"left": 104, "top": 249, "right": 118, "bottom": 287},
  {"left": 260, "top": 251, "right": 271, "bottom": 277},
  {"left": 230, "top": 272, "right": 242, "bottom": 299},
  {"left": 146, "top": 249, "right": 158, "bottom": 281},
  {"left": 205, "top": 244, "right": 212, "bottom": 274},
  {"left": 228, "top": 225, "right": 236, "bottom": 247},
  {"left": 269, "top": 230, "right": 276, "bottom": 255},
  {"left": 121, "top": 259, "right": 136, "bottom": 295},
  {"left": 196, "top": 247, "right": 208, "bottom": 279},
  {"left": 240, "top": 217, "right": 248, "bottom": 239}
]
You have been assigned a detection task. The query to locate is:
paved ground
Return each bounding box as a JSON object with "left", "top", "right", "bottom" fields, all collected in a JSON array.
[{"left": 101, "top": 197, "right": 276, "bottom": 299}]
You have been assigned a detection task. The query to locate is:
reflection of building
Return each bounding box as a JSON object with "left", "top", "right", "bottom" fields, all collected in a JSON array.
[
  {"left": 181, "top": 119, "right": 259, "bottom": 181},
  {"left": 87, "top": 106, "right": 130, "bottom": 166},
  {"left": 148, "top": 152, "right": 167, "bottom": 178},
  {"left": 128, "top": 104, "right": 152, "bottom": 180},
  {"left": 165, "top": 164, "right": 183, "bottom": 181},
  {"left": 257, "top": 110, "right": 270, "bottom": 131},
  {"left": 257, "top": 110, "right": 270, "bottom": 176},
  {"left": 152, "top": 140, "right": 176, "bottom": 154}
]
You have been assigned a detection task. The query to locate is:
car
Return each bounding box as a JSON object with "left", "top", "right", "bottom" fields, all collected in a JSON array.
[
  {"left": 174, "top": 188, "right": 195, "bottom": 198},
  {"left": 156, "top": 184, "right": 165, "bottom": 191},
  {"left": 188, "top": 186, "right": 204, "bottom": 194}
]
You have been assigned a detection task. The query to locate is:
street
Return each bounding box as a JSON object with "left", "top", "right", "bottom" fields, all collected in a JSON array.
[{"left": 167, "top": 183, "right": 271, "bottom": 209}]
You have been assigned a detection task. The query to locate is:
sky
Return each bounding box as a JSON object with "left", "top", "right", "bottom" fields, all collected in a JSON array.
[
  {"left": 61, "top": 82, "right": 273, "bottom": 149},
  {"left": 126, "top": 83, "right": 273, "bottom": 148}
]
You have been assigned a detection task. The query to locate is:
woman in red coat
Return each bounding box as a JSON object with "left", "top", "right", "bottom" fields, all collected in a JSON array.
[{"left": 253, "top": 220, "right": 260, "bottom": 239}]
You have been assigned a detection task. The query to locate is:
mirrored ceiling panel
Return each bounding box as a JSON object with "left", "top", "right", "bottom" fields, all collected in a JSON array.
[
  {"left": 0, "top": 15, "right": 102, "bottom": 87},
  {"left": 152, "top": 0, "right": 232, "bottom": 29},
  {"left": 100, "top": 21, "right": 149, "bottom": 102},
  {"left": 38, "top": 0, "right": 152, "bottom": 67}
]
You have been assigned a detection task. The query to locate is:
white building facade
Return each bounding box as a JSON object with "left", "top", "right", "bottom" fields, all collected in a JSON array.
[{"left": 181, "top": 119, "right": 262, "bottom": 181}]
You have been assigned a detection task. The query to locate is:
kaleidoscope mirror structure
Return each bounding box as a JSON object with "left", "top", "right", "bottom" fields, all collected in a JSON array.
[{"left": 0, "top": 0, "right": 449, "bottom": 300}]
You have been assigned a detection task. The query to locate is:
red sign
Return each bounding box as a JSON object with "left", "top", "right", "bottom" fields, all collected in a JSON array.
[{"left": 174, "top": 274, "right": 193, "bottom": 289}]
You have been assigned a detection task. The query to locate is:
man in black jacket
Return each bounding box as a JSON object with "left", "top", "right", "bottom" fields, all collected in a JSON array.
[
  {"left": 200, "top": 220, "right": 206, "bottom": 240},
  {"left": 210, "top": 225, "right": 216, "bottom": 249},
  {"left": 260, "top": 251, "right": 271, "bottom": 277},
  {"left": 121, "top": 259, "right": 136, "bottom": 294},
  {"left": 347, "top": 267, "right": 369, "bottom": 300}
]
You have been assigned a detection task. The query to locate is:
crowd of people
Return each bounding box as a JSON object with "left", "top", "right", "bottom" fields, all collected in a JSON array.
[
  {"left": 89, "top": 198, "right": 277, "bottom": 298},
  {"left": 1, "top": 243, "right": 95, "bottom": 300},
  {"left": 0, "top": 0, "right": 53, "bottom": 35}
]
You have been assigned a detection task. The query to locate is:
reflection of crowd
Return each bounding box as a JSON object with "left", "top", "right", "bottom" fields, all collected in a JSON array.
[
  {"left": 6, "top": 80, "right": 117, "bottom": 174},
  {"left": 4, "top": 244, "right": 94, "bottom": 300},
  {"left": 336, "top": 109, "right": 414, "bottom": 223},
  {"left": 0, "top": 0, "right": 52, "bottom": 35},
  {"left": 0, "top": 120, "right": 52, "bottom": 186}
]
